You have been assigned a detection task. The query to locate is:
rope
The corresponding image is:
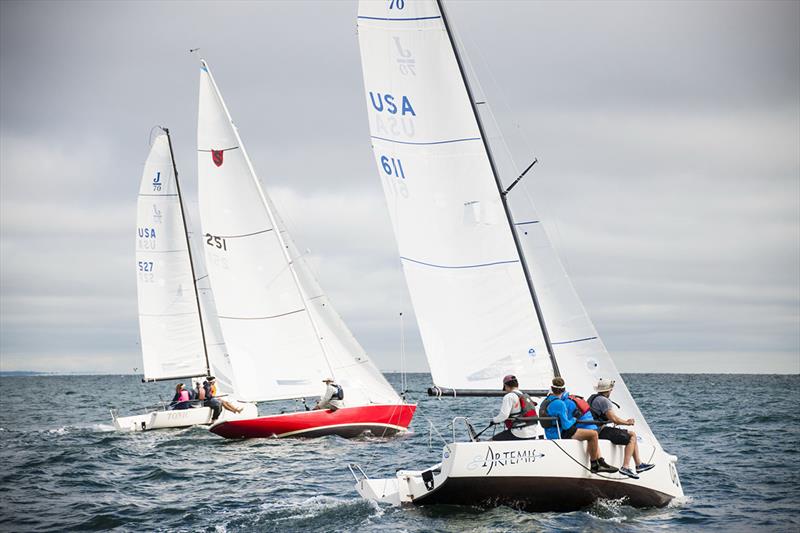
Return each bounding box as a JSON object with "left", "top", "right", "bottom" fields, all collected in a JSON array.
[{"left": 551, "top": 440, "right": 630, "bottom": 481}]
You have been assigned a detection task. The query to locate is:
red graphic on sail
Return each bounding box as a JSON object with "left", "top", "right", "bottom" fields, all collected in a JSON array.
[{"left": 212, "top": 150, "right": 224, "bottom": 167}]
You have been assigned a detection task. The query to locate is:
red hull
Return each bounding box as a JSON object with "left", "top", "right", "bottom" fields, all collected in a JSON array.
[{"left": 210, "top": 403, "right": 417, "bottom": 439}]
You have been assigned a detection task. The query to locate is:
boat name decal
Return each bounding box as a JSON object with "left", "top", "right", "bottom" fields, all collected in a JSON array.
[{"left": 469, "top": 445, "right": 545, "bottom": 475}]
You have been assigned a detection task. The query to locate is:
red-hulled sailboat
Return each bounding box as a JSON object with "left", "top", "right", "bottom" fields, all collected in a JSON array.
[{"left": 196, "top": 58, "right": 415, "bottom": 439}]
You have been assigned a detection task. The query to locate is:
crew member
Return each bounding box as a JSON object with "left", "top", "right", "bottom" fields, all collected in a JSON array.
[
  {"left": 489, "top": 375, "right": 541, "bottom": 440},
  {"left": 541, "top": 377, "right": 618, "bottom": 474},
  {"left": 589, "top": 378, "right": 655, "bottom": 479},
  {"left": 314, "top": 378, "right": 344, "bottom": 411}
]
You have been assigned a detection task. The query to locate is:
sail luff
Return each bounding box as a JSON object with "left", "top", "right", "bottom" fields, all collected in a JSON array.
[
  {"left": 163, "top": 127, "right": 211, "bottom": 378},
  {"left": 435, "top": 0, "right": 559, "bottom": 377}
]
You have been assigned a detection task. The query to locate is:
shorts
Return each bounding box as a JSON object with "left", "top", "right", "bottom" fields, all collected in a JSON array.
[
  {"left": 561, "top": 425, "right": 577, "bottom": 439},
  {"left": 599, "top": 426, "right": 631, "bottom": 445}
]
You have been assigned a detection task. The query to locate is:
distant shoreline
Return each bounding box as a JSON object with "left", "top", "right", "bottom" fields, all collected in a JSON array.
[{"left": 2, "top": 371, "right": 798, "bottom": 377}]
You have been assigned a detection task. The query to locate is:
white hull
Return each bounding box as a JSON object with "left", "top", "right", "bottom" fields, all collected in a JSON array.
[
  {"left": 111, "top": 401, "right": 257, "bottom": 432},
  {"left": 355, "top": 439, "right": 683, "bottom": 511}
]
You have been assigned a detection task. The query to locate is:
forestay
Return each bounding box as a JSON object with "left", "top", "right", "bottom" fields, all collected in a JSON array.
[
  {"left": 356, "top": 0, "right": 553, "bottom": 392},
  {"left": 136, "top": 134, "right": 208, "bottom": 381},
  {"left": 197, "top": 60, "right": 400, "bottom": 405}
]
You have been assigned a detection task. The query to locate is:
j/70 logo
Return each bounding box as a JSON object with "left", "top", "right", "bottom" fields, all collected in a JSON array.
[
  {"left": 152, "top": 171, "right": 162, "bottom": 191},
  {"left": 467, "top": 446, "right": 545, "bottom": 475}
]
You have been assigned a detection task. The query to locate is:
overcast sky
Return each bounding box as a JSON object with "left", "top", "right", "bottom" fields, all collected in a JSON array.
[{"left": 1, "top": 0, "right": 798, "bottom": 375}]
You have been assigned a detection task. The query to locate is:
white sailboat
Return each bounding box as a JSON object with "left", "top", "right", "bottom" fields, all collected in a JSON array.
[
  {"left": 111, "top": 128, "right": 256, "bottom": 431},
  {"left": 350, "top": 0, "right": 683, "bottom": 510},
  {"left": 196, "top": 60, "right": 416, "bottom": 439}
]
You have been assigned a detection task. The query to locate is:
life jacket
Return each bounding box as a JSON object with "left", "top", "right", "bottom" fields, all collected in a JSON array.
[
  {"left": 568, "top": 394, "right": 591, "bottom": 419},
  {"left": 539, "top": 394, "right": 559, "bottom": 429},
  {"left": 587, "top": 393, "right": 621, "bottom": 422},
  {"left": 331, "top": 384, "right": 344, "bottom": 401},
  {"left": 197, "top": 387, "right": 206, "bottom": 401},
  {"left": 211, "top": 383, "right": 218, "bottom": 396},
  {"left": 504, "top": 391, "right": 538, "bottom": 430},
  {"left": 178, "top": 390, "right": 190, "bottom": 402}
]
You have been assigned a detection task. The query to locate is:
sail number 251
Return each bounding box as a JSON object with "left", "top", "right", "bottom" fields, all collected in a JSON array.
[
  {"left": 205, "top": 234, "right": 228, "bottom": 251},
  {"left": 381, "top": 156, "right": 406, "bottom": 179}
]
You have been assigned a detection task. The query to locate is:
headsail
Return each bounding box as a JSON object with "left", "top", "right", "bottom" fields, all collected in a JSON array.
[
  {"left": 136, "top": 133, "right": 208, "bottom": 381},
  {"left": 197, "top": 60, "right": 401, "bottom": 404},
  {"left": 356, "top": 0, "right": 553, "bottom": 392}
]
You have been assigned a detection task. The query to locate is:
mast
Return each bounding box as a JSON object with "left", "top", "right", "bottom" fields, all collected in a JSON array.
[
  {"left": 436, "top": 0, "right": 560, "bottom": 377},
  {"left": 199, "top": 60, "right": 337, "bottom": 381},
  {"left": 163, "top": 126, "right": 212, "bottom": 377}
]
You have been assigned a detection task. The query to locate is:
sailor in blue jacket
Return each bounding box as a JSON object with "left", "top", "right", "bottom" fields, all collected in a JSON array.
[{"left": 541, "top": 377, "right": 617, "bottom": 474}]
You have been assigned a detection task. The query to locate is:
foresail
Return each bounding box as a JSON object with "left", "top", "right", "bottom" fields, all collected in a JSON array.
[
  {"left": 269, "top": 199, "right": 401, "bottom": 405},
  {"left": 136, "top": 134, "right": 208, "bottom": 381},
  {"left": 357, "top": 0, "right": 553, "bottom": 391},
  {"left": 508, "top": 195, "right": 656, "bottom": 439},
  {"left": 197, "top": 61, "right": 334, "bottom": 402}
]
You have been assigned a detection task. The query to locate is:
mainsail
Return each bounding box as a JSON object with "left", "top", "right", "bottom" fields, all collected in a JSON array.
[
  {"left": 136, "top": 132, "right": 208, "bottom": 381},
  {"left": 357, "top": 0, "right": 654, "bottom": 439},
  {"left": 196, "top": 60, "right": 401, "bottom": 405}
]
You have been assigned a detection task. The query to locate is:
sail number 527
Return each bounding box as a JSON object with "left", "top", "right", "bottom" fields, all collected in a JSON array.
[{"left": 381, "top": 155, "right": 406, "bottom": 179}]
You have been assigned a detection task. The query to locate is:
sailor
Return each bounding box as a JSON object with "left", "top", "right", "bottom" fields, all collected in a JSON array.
[
  {"left": 540, "top": 377, "right": 618, "bottom": 474},
  {"left": 489, "top": 375, "right": 541, "bottom": 440},
  {"left": 169, "top": 383, "right": 191, "bottom": 410},
  {"left": 589, "top": 378, "right": 655, "bottom": 479},
  {"left": 203, "top": 376, "right": 243, "bottom": 421},
  {"left": 314, "top": 378, "right": 344, "bottom": 411}
]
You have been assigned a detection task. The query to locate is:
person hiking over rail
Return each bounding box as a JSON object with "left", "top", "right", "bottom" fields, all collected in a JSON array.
[
  {"left": 540, "top": 377, "right": 618, "bottom": 474},
  {"left": 489, "top": 375, "right": 541, "bottom": 441},
  {"left": 588, "top": 378, "right": 655, "bottom": 479}
]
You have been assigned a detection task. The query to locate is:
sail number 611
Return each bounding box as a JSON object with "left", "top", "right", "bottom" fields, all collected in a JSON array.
[{"left": 381, "top": 155, "right": 406, "bottom": 179}]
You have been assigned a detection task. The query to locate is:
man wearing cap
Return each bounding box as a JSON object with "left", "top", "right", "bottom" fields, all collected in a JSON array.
[
  {"left": 489, "top": 375, "right": 541, "bottom": 441},
  {"left": 589, "top": 378, "right": 654, "bottom": 479},
  {"left": 314, "top": 378, "right": 344, "bottom": 411},
  {"left": 203, "top": 376, "right": 243, "bottom": 422},
  {"left": 541, "top": 377, "right": 618, "bottom": 474}
]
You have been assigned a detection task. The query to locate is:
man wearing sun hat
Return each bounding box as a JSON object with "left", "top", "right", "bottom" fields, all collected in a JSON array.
[
  {"left": 314, "top": 378, "right": 344, "bottom": 411},
  {"left": 588, "top": 378, "right": 655, "bottom": 479}
]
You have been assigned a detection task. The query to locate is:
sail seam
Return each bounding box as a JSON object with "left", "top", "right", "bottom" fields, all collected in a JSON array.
[
  {"left": 552, "top": 336, "right": 598, "bottom": 345},
  {"left": 198, "top": 146, "right": 240, "bottom": 152},
  {"left": 514, "top": 220, "right": 540, "bottom": 226},
  {"left": 371, "top": 135, "right": 480, "bottom": 146},
  {"left": 215, "top": 228, "right": 274, "bottom": 239},
  {"left": 218, "top": 309, "right": 305, "bottom": 321},
  {"left": 357, "top": 16, "right": 441, "bottom": 21},
  {"left": 137, "top": 249, "right": 184, "bottom": 254},
  {"left": 139, "top": 194, "right": 178, "bottom": 197},
  {"left": 400, "top": 256, "right": 518, "bottom": 270}
]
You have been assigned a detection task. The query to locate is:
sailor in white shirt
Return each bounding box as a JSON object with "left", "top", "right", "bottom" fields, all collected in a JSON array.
[
  {"left": 490, "top": 375, "right": 542, "bottom": 440},
  {"left": 314, "top": 378, "right": 344, "bottom": 411}
]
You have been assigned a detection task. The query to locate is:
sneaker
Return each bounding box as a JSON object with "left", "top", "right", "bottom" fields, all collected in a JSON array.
[
  {"left": 619, "top": 466, "right": 639, "bottom": 479},
  {"left": 636, "top": 463, "right": 655, "bottom": 473},
  {"left": 593, "top": 458, "right": 618, "bottom": 474}
]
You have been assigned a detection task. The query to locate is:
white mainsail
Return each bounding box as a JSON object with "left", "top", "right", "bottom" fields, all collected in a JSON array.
[
  {"left": 357, "top": 0, "right": 553, "bottom": 392},
  {"left": 136, "top": 133, "right": 208, "bottom": 381},
  {"left": 357, "top": 0, "right": 654, "bottom": 440},
  {"left": 196, "top": 60, "right": 401, "bottom": 405}
]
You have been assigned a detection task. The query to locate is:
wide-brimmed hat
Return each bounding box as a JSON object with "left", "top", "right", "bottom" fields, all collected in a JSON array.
[
  {"left": 322, "top": 378, "right": 334, "bottom": 383},
  {"left": 594, "top": 378, "right": 615, "bottom": 392}
]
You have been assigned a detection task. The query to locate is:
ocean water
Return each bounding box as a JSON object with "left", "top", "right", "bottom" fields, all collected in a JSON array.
[{"left": 0, "top": 373, "right": 798, "bottom": 532}]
